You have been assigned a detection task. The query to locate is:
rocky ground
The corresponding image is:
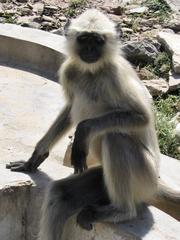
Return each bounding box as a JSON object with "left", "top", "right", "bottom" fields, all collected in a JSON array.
[{"left": 0, "top": 0, "right": 179, "bottom": 158}]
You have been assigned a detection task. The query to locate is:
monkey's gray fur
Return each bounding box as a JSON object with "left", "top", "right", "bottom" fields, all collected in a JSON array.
[{"left": 6, "top": 9, "right": 180, "bottom": 240}]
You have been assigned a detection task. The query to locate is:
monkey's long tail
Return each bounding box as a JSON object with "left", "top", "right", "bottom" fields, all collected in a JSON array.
[
  {"left": 157, "top": 180, "right": 180, "bottom": 203},
  {"left": 151, "top": 180, "right": 180, "bottom": 220}
]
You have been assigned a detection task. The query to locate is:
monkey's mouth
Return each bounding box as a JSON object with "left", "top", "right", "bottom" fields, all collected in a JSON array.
[{"left": 79, "top": 49, "right": 102, "bottom": 63}]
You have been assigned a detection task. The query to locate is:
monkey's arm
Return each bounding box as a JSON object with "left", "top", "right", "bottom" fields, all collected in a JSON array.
[
  {"left": 71, "top": 106, "right": 150, "bottom": 173},
  {"left": 6, "top": 105, "right": 72, "bottom": 172}
]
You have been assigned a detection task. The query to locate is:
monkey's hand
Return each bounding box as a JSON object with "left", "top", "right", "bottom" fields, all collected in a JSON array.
[
  {"left": 71, "top": 121, "right": 90, "bottom": 174},
  {"left": 6, "top": 150, "right": 49, "bottom": 172}
]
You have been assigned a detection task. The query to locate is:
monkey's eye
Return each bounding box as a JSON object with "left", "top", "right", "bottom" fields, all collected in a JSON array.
[
  {"left": 77, "top": 35, "right": 88, "bottom": 43},
  {"left": 95, "top": 36, "right": 105, "bottom": 45},
  {"left": 77, "top": 33, "right": 105, "bottom": 45}
]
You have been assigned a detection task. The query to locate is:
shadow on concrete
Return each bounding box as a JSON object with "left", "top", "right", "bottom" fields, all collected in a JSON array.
[
  {"left": 27, "top": 169, "right": 53, "bottom": 188},
  {"left": 116, "top": 206, "right": 154, "bottom": 239}
]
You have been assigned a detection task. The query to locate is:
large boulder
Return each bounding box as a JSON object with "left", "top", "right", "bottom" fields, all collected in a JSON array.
[
  {"left": 122, "top": 39, "right": 160, "bottom": 66},
  {"left": 158, "top": 32, "right": 180, "bottom": 74}
]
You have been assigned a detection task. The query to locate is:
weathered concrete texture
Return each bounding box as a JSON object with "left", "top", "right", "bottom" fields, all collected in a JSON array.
[
  {"left": 0, "top": 66, "right": 70, "bottom": 167},
  {"left": 158, "top": 32, "right": 180, "bottom": 73},
  {"left": 0, "top": 68, "right": 180, "bottom": 240},
  {"left": 164, "top": 0, "right": 180, "bottom": 12},
  {"left": 0, "top": 23, "right": 66, "bottom": 81},
  {"left": 0, "top": 67, "right": 72, "bottom": 240}
]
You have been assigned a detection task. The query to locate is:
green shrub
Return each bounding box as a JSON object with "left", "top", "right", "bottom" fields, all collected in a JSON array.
[
  {"left": 154, "top": 95, "right": 180, "bottom": 159},
  {"left": 145, "top": 0, "right": 171, "bottom": 22}
]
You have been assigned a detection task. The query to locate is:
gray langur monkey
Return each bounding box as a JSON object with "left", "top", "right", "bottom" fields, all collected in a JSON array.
[{"left": 6, "top": 9, "right": 180, "bottom": 240}]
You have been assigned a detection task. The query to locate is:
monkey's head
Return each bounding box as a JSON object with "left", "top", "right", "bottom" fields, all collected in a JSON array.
[{"left": 64, "top": 9, "right": 120, "bottom": 68}]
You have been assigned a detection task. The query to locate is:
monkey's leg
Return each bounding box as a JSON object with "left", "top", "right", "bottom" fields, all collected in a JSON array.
[
  {"left": 77, "top": 203, "right": 137, "bottom": 230},
  {"left": 77, "top": 131, "right": 157, "bottom": 230},
  {"left": 6, "top": 105, "right": 71, "bottom": 172},
  {"left": 39, "top": 166, "right": 109, "bottom": 240}
]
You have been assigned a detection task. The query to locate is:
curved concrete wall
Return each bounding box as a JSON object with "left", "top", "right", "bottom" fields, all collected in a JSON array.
[{"left": 0, "top": 24, "right": 66, "bottom": 81}]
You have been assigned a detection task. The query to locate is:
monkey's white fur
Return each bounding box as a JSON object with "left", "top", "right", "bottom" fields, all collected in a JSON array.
[{"left": 61, "top": 9, "right": 159, "bottom": 215}]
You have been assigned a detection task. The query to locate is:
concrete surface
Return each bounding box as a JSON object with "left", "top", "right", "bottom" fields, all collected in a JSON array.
[
  {"left": 0, "top": 23, "right": 66, "bottom": 81},
  {"left": 0, "top": 66, "right": 72, "bottom": 240},
  {"left": 0, "top": 66, "right": 71, "bottom": 165}
]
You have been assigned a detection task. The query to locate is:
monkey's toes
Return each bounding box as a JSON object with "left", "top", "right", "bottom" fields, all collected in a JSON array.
[{"left": 77, "top": 215, "right": 93, "bottom": 231}]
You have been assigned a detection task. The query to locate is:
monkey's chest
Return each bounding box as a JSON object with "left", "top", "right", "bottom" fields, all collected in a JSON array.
[{"left": 71, "top": 93, "right": 105, "bottom": 124}]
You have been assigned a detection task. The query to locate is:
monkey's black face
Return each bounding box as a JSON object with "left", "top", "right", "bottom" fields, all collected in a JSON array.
[{"left": 76, "top": 32, "right": 105, "bottom": 63}]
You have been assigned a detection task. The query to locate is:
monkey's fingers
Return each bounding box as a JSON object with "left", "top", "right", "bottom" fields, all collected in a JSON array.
[
  {"left": 6, "top": 161, "right": 26, "bottom": 169},
  {"left": 73, "top": 161, "right": 88, "bottom": 174},
  {"left": 10, "top": 165, "right": 27, "bottom": 172}
]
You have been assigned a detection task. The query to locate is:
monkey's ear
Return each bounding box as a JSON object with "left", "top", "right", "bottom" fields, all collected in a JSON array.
[
  {"left": 115, "top": 23, "right": 123, "bottom": 39},
  {"left": 64, "top": 19, "right": 71, "bottom": 36}
]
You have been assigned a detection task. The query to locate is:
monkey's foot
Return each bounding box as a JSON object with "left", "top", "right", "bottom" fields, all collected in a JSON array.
[{"left": 77, "top": 206, "right": 97, "bottom": 231}]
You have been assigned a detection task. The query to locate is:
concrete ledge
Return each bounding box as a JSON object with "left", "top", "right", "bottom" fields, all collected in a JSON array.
[
  {"left": 0, "top": 24, "right": 66, "bottom": 81},
  {"left": 1, "top": 160, "right": 180, "bottom": 240}
]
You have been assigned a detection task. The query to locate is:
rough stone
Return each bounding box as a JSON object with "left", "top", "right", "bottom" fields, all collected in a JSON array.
[
  {"left": 107, "top": 13, "right": 122, "bottom": 23},
  {"left": 0, "top": 3, "right": 4, "bottom": 15},
  {"left": 44, "top": 5, "right": 58, "bottom": 11},
  {"left": 121, "top": 27, "right": 134, "bottom": 34},
  {"left": 122, "top": 39, "right": 160, "bottom": 65},
  {"left": 140, "top": 18, "right": 159, "bottom": 27},
  {"left": 17, "top": 16, "right": 41, "bottom": 28},
  {"left": 175, "top": 123, "right": 180, "bottom": 138},
  {"left": 164, "top": 0, "right": 180, "bottom": 12},
  {"left": 0, "top": 16, "right": 4, "bottom": 23},
  {"left": 32, "top": 2, "right": 44, "bottom": 15},
  {"left": 101, "top": 0, "right": 124, "bottom": 15},
  {"left": 143, "top": 79, "right": 169, "bottom": 96},
  {"left": 158, "top": 32, "right": 180, "bottom": 73},
  {"left": 41, "top": 21, "right": 53, "bottom": 28},
  {"left": 19, "top": 6, "right": 32, "bottom": 16},
  {"left": 164, "top": 14, "right": 180, "bottom": 32},
  {"left": 42, "top": 15, "right": 55, "bottom": 22},
  {"left": 4, "top": 9, "right": 16, "bottom": 15},
  {"left": 170, "top": 113, "right": 180, "bottom": 139},
  {"left": 59, "top": 16, "right": 67, "bottom": 22},
  {"left": 129, "top": 6, "right": 148, "bottom": 14},
  {"left": 168, "top": 73, "right": 180, "bottom": 91},
  {"left": 161, "top": 28, "right": 175, "bottom": 34},
  {"left": 17, "top": 0, "right": 28, "bottom": 2},
  {"left": 137, "top": 67, "right": 156, "bottom": 80}
]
